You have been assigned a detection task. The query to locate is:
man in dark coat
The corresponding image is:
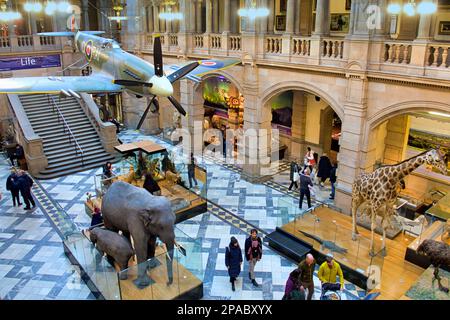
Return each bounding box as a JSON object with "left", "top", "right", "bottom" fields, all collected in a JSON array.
[
  {"left": 299, "top": 169, "right": 313, "bottom": 209},
  {"left": 244, "top": 229, "right": 262, "bottom": 287},
  {"left": 6, "top": 168, "right": 21, "bottom": 206},
  {"left": 329, "top": 162, "right": 338, "bottom": 200},
  {"left": 225, "top": 236, "right": 243, "bottom": 291},
  {"left": 15, "top": 145, "right": 26, "bottom": 169},
  {"left": 288, "top": 161, "right": 299, "bottom": 191},
  {"left": 317, "top": 153, "right": 332, "bottom": 187},
  {"left": 16, "top": 170, "right": 35, "bottom": 211},
  {"left": 187, "top": 153, "right": 198, "bottom": 189}
]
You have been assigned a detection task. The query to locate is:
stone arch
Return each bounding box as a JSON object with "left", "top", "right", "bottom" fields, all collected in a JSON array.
[
  {"left": 193, "top": 70, "right": 244, "bottom": 94},
  {"left": 260, "top": 80, "right": 345, "bottom": 121},
  {"left": 362, "top": 100, "right": 450, "bottom": 148}
]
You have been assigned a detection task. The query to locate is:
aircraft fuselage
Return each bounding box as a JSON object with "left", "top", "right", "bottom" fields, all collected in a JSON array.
[{"left": 74, "top": 32, "right": 161, "bottom": 97}]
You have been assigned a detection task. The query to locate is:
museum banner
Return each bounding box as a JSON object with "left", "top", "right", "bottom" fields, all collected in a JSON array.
[{"left": 0, "top": 54, "right": 61, "bottom": 71}]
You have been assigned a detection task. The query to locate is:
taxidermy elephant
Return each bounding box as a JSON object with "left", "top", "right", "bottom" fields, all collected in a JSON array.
[
  {"left": 102, "top": 181, "right": 176, "bottom": 289},
  {"left": 89, "top": 228, "right": 134, "bottom": 280}
]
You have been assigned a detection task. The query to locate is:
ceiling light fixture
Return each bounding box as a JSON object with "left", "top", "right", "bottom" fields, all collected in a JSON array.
[
  {"left": 238, "top": 1, "right": 269, "bottom": 19},
  {"left": 387, "top": 1, "right": 437, "bottom": 15}
]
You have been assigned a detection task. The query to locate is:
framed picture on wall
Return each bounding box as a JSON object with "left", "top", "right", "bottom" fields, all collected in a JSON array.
[
  {"left": 330, "top": 14, "right": 350, "bottom": 32},
  {"left": 275, "top": 15, "right": 286, "bottom": 31},
  {"left": 346, "top": 0, "right": 352, "bottom": 11},
  {"left": 438, "top": 21, "right": 450, "bottom": 35}
]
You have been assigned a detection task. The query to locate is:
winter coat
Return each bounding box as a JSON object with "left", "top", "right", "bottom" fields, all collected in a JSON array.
[
  {"left": 6, "top": 173, "right": 19, "bottom": 193},
  {"left": 17, "top": 174, "right": 33, "bottom": 194},
  {"left": 289, "top": 162, "right": 299, "bottom": 180},
  {"left": 299, "top": 174, "right": 313, "bottom": 192},
  {"left": 244, "top": 236, "right": 262, "bottom": 261},
  {"left": 225, "top": 245, "right": 243, "bottom": 278},
  {"left": 329, "top": 166, "right": 337, "bottom": 183},
  {"left": 284, "top": 276, "right": 297, "bottom": 296},
  {"left": 317, "top": 155, "right": 332, "bottom": 179}
]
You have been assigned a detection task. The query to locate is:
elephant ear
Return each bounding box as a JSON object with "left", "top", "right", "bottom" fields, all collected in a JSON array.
[{"left": 140, "top": 209, "right": 154, "bottom": 229}]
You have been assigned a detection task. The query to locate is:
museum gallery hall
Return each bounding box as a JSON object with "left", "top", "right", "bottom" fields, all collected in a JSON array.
[{"left": 0, "top": 0, "right": 449, "bottom": 302}]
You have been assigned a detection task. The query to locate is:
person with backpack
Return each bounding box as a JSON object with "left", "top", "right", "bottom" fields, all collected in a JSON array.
[
  {"left": 282, "top": 268, "right": 306, "bottom": 300},
  {"left": 244, "top": 229, "right": 262, "bottom": 287},
  {"left": 225, "top": 236, "right": 243, "bottom": 291},
  {"left": 299, "top": 168, "right": 314, "bottom": 210}
]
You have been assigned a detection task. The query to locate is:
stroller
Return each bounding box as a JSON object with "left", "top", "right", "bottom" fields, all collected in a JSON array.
[{"left": 320, "top": 282, "right": 341, "bottom": 300}]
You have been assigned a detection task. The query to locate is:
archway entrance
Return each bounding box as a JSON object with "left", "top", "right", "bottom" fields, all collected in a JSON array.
[
  {"left": 366, "top": 111, "right": 450, "bottom": 207},
  {"left": 201, "top": 75, "right": 244, "bottom": 159},
  {"left": 267, "top": 90, "right": 342, "bottom": 164}
]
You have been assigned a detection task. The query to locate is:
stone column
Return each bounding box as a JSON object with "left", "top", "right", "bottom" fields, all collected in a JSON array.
[
  {"left": 206, "top": 0, "right": 212, "bottom": 33},
  {"left": 223, "top": 0, "right": 231, "bottom": 33},
  {"left": 334, "top": 74, "right": 368, "bottom": 215},
  {"left": 196, "top": 0, "right": 203, "bottom": 33},
  {"left": 259, "top": 0, "right": 268, "bottom": 34},
  {"left": 153, "top": 3, "right": 160, "bottom": 33},
  {"left": 82, "top": 0, "right": 90, "bottom": 30},
  {"left": 189, "top": 0, "right": 196, "bottom": 33},
  {"left": 213, "top": 0, "right": 219, "bottom": 33},
  {"left": 416, "top": 12, "right": 434, "bottom": 40},
  {"left": 383, "top": 115, "right": 410, "bottom": 165},
  {"left": 165, "top": 6, "right": 172, "bottom": 33},
  {"left": 179, "top": 1, "right": 187, "bottom": 33},
  {"left": 374, "top": 0, "right": 389, "bottom": 38},
  {"left": 294, "top": 0, "right": 301, "bottom": 34},
  {"left": 230, "top": 0, "right": 239, "bottom": 33},
  {"left": 29, "top": 13, "right": 38, "bottom": 35},
  {"left": 267, "top": 0, "right": 275, "bottom": 33},
  {"left": 313, "top": 0, "right": 330, "bottom": 36},
  {"left": 179, "top": 79, "right": 204, "bottom": 156},
  {"left": 290, "top": 91, "right": 307, "bottom": 160},
  {"left": 285, "top": 0, "right": 296, "bottom": 34}
]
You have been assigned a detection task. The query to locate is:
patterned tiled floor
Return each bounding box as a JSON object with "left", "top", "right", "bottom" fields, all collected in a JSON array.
[{"left": 0, "top": 130, "right": 366, "bottom": 300}]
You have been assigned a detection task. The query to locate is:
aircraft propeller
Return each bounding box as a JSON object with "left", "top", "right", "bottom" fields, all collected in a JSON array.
[{"left": 114, "top": 35, "right": 200, "bottom": 130}]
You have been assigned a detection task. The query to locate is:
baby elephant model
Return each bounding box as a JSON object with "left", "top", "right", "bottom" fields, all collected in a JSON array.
[
  {"left": 102, "top": 181, "right": 176, "bottom": 289},
  {"left": 89, "top": 228, "right": 134, "bottom": 280}
]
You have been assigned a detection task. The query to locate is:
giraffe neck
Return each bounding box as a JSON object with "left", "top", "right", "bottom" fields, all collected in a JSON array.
[{"left": 395, "top": 154, "right": 427, "bottom": 181}]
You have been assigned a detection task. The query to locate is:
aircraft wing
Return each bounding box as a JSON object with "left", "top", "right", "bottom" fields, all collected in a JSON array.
[
  {"left": 0, "top": 74, "right": 123, "bottom": 95},
  {"left": 165, "top": 58, "right": 240, "bottom": 83}
]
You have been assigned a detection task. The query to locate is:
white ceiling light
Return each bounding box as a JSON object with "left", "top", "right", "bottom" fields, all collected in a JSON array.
[
  {"left": 0, "top": 11, "right": 22, "bottom": 21},
  {"left": 417, "top": 1, "right": 437, "bottom": 14},
  {"left": 403, "top": 3, "right": 416, "bottom": 16},
  {"left": 387, "top": 3, "right": 402, "bottom": 14}
]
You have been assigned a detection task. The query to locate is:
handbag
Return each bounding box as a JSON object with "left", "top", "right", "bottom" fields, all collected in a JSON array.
[{"left": 293, "top": 171, "right": 300, "bottom": 182}]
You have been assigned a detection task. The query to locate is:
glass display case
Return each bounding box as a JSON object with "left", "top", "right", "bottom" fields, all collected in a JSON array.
[
  {"left": 274, "top": 196, "right": 385, "bottom": 290},
  {"left": 87, "top": 141, "right": 207, "bottom": 223},
  {"left": 63, "top": 226, "right": 205, "bottom": 300}
]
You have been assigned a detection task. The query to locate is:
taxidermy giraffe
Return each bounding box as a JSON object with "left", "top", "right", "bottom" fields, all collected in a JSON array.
[{"left": 351, "top": 149, "right": 448, "bottom": 256}]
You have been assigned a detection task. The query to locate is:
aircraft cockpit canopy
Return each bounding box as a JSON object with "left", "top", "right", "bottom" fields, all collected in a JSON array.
[{"left": 101, "top": 40, "right": 120, "bottom": 49}]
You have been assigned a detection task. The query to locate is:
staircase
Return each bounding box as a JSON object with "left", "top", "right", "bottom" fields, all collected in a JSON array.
[{"left": 19, "top": 94, "right": 117, "bottom": 179}]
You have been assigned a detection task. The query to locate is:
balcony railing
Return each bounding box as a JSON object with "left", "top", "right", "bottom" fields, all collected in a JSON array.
[
  {"left": 427, "top": 44, "right": 449, "bottom": 69},
  {"left": 322, "top": 38, "right": 344, "bottom": 59},
  {"left": 210, "top": 34, "right": 221, "bottom": 50},
  {"left": 265, "top": 36, "right": 283, "bottom": 55},
  {"left": 384, "top": 42, "right": 412, "bottom": 65},
  {"left": 127, "top": 32, "right": 450, "bottom": 81},
  {"left": 229, "top": 35, "right": 241, "bottom": 51},
  {"left": 169, "top": 34, "right": 178, "bottom": 47},
  {"left": 0, "top": 35, "right": 61, "bottom": 53},
  {"left": 292, "top": 37, "right": 310, "bottom": 56}
]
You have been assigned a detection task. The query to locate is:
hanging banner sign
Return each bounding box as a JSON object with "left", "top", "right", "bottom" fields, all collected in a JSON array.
[{"left": 0, "top": 54, "right": 61, "bottom": 71}]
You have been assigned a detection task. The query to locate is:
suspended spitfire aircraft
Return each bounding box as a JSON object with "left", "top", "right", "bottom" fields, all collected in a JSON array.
[{"left": 0, "top": 30, "right": 240, "bottom": 129}]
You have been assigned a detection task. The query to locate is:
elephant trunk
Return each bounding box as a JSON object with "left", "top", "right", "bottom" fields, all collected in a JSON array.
[{"left": 165, "top": 239, "right": 175, "bottom": 285}]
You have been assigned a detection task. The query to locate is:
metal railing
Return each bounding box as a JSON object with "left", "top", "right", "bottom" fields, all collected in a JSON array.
[{"left": 47, "top": 94, "right": 85, "bottom": 166}]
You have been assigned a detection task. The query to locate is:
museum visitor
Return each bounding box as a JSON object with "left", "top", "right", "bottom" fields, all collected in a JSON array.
[
  {"left": 298, "top": 254, "right": 316, "bottom": 300},
  {"left": 245, "top": 229, "right": 263, "bottom": 287},
  {"left": 225, "top": 236, "right": 243, "bottom": 292}
]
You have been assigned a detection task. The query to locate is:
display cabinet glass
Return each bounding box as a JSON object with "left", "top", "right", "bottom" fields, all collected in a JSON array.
[{"left": 63, "top": 226, "right": 205, "bottom": 300}]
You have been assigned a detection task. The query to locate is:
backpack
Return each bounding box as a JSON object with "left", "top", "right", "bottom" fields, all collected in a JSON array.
[{"left": 283, "top": 289, "right": 305, "bottom": 300}]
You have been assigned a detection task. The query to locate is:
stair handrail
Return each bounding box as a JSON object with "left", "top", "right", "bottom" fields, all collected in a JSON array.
[
  {"left": 53, "top": 57, "right": 88, "bottom": 75},
  {"left": 47, "top": 95, "right": 85, "bottom": 166}
]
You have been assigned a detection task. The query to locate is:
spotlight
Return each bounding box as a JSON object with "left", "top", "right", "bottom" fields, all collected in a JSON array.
[
  {"left": 403, "top": 3, "right": 415, "bottom": 16},
  {"left": 417, "top": 1, "right": 437, "bottom": 14},
  {"left": 57, "top": 2, "right": 72, "bottom": 13},
  {"left": 387, "top": 3, "right": 401, "bottom": 15},
  {"left": 45, "top": 2, "right": 57, "bottom": 15}
]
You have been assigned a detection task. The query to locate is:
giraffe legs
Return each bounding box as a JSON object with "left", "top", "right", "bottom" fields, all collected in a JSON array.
[
  {"left": 433, "top": 266, "right": 449, "bottom": 293},
  {"left": 369, "top": 209, "right": 376, "bottom": 257},
  {"left": 351, "top": 197, "right": 362, "bottom": 241}
]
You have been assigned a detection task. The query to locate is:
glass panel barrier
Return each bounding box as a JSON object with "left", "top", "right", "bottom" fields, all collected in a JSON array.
[
  {"left": 63, "top": 225, "right": 204, "bottom": 300},
  {"left": 63, "top": 233, "right": 121, "bottom": 300}
]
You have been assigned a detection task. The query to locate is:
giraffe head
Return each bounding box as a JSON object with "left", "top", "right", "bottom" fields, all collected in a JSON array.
[{"left": 424, "top": 149, "right": 448, "bottom": 175}]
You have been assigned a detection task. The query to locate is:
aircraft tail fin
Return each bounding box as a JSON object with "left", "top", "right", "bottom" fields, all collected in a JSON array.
[{"left": 37, "top": 31, "right": 105, "bottom": 37}]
